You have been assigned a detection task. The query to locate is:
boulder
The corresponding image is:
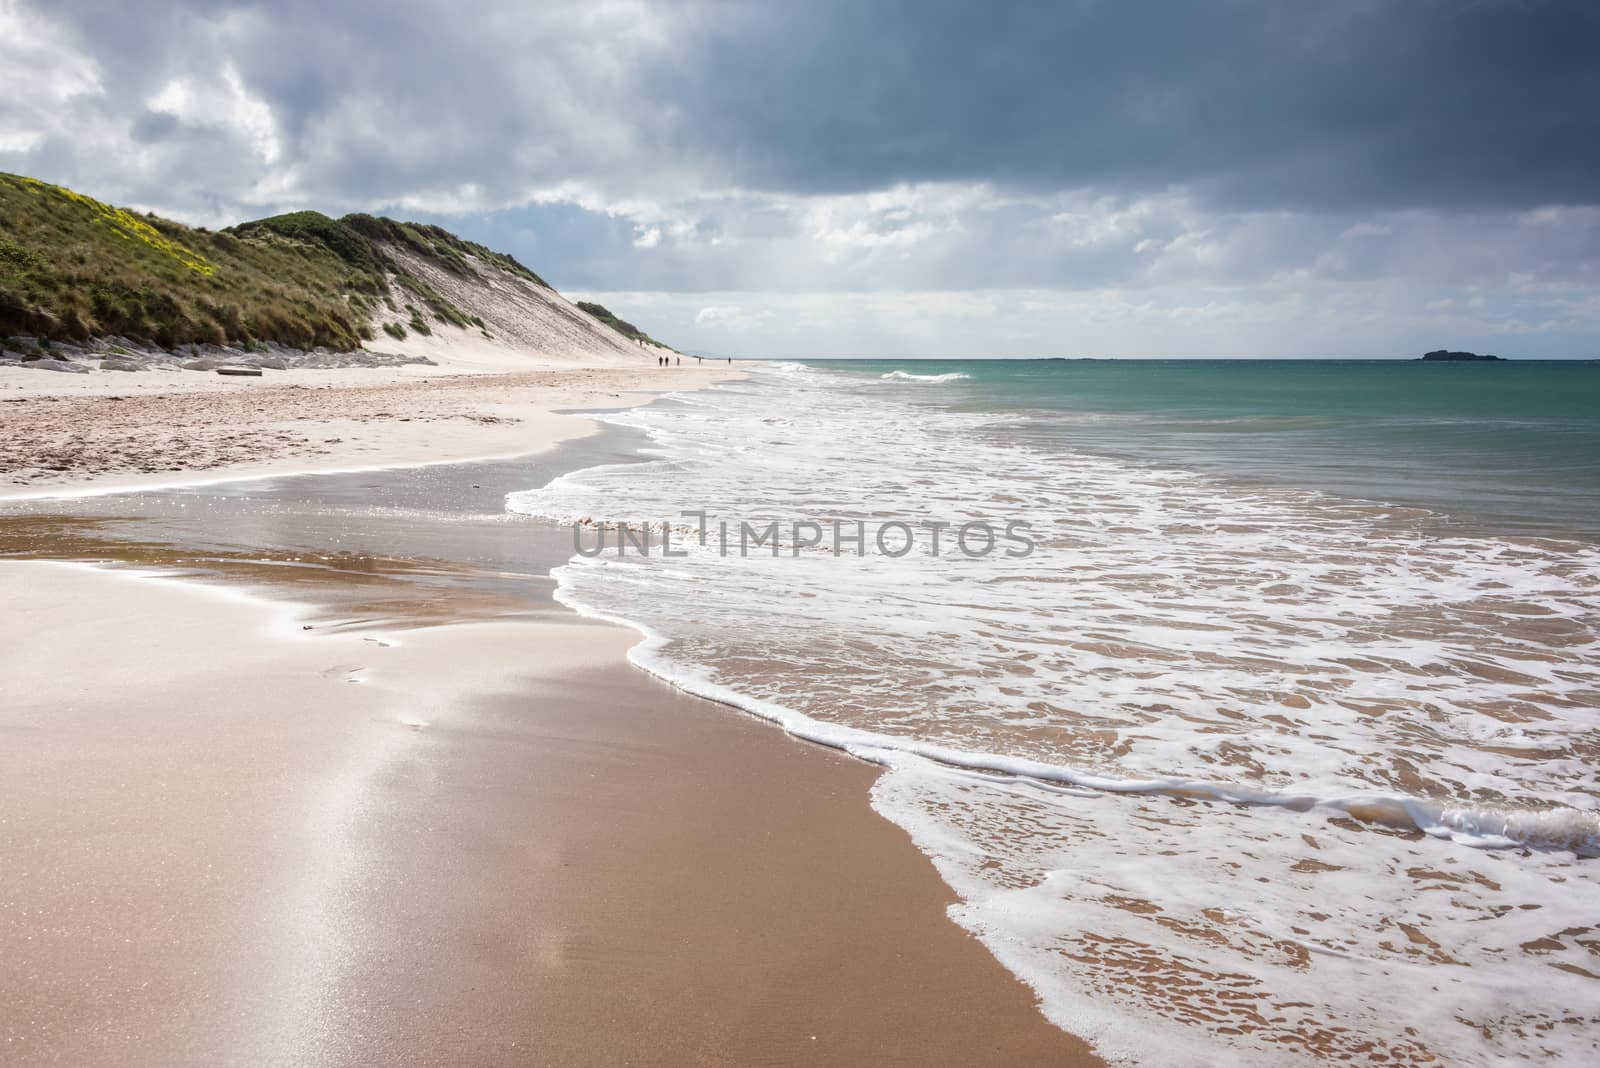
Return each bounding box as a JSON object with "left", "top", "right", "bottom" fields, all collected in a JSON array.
[
  {"left": 100, "top": 357, "right": 144, "bottom": 372},
  {"left": 28, "top": 358, "right": 89, "bottom": 374}
]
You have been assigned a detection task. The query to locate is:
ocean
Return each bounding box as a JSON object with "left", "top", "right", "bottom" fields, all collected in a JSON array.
[{"left": 507, "top": 359, "right": 1600, "bottom": 1066}]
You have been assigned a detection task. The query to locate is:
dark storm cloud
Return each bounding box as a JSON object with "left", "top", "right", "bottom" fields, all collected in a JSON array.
[
  {"left": 5, "top": 0, "right": 1598, "bottom": 355},
  {"left": 12, "top": 0, "right": 1600, "bottom": 214},
  {"left": 644, "top": 0, "right": 1600, "bottom": 212}
]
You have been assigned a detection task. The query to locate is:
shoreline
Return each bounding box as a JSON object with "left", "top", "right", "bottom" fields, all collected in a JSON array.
[
  {"left": 0, "top": 365, "right": 1099, "bottom": 1065},
  {"left": 527, "top": 357, "right": 1600, "bottom": 1063}
]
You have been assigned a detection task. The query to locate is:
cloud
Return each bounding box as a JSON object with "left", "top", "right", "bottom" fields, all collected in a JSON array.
[
  {"left": 3, "top": 0, "right": 1597, "bottom": 355},
  {"left": 639, "top": 0, "right": 1600, "bottom": 213},
  {"left": 146, "top": 63, "right": 281, "bottom": 165},
  {"left": 11, "top": 0, "right": 1598, "bottom": 216},
  {"left": 693, "top": 305, "right": 738, "bottom": 326},
  {"left": 692, "top": 304, "right": 776, "bottom": 332},
  {"left": 0, "top": 0, "right": 103, "bottom": 157},
  {"left": 592, "top": 280, "right": 1600, "bottom": 359}
]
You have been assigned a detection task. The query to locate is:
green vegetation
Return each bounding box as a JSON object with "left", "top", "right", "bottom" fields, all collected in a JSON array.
[
  {"left": 227, "top": 210, "right": 387, "bottom": 276},
  {"left": 382, "top": 321, "right": 407, "bottom": 341},
  {"left": 406, "top": 305, "right": 432, "bottom": 336},
  {"left": 0, "top": 173, "right": 563, "bottom": 351},
  {"left": 575, "top": 300, "right": 668, "bottom": 348},
  {"left": 229, "top": 210, "right": 490, "bottom": 332},
  {"left": 3, "top": 176, "right": 369, "bottom": 348},
  {"left": 343, "top": 214, "right": 549, "bottom": 288}
]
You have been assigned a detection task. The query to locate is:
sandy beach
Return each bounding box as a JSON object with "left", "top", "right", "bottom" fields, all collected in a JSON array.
[
  {"left": 6, "top": 5, "right": 1592, "bottom": 1061},
  {"left": 0, "top": 356, "right": 732, "bottom": 500},
  {"left": 0, "top": 359, "right": 1094, "bottom": 1065}
]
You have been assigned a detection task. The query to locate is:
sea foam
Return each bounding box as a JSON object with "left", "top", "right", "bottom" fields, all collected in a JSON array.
[
  {"left": 509, "top": 361, "right": 1600, "bottom": 1065},
  {"left": 880, "top": 369, "right": 970, "bottom": 382}
]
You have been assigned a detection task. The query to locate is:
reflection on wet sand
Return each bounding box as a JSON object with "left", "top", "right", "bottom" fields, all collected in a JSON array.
[{"left": 0, "top": 428, "right": 648, "bottom": 631}]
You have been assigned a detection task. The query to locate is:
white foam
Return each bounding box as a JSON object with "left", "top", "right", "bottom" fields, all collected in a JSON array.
[
  {"left": 508, "top": 362, "right": 1600, "bottom": 1064},
  {"left": 880, "top": 369, "right": 971, "bottom": 382}
]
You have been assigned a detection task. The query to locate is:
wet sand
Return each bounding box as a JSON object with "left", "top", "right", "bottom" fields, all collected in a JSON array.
[
  {"left": 304, "top": 637, "right": 1092, "bottom": 1066},
  {"left": 0, "top": 439, "right": 1100, "bottom": 1064}
]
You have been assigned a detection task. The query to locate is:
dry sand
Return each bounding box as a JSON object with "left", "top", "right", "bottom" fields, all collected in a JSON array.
[{"left": 0, "top": 358, "right": 730, "bottom": 500}]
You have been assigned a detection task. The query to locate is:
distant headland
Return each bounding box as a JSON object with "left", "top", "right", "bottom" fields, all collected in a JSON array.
[{"left": 1419, "top": 349, "right": 1505, "bottom": 362}]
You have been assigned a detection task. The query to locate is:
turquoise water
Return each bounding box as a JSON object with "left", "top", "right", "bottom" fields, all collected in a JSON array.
[{"left": 813, "top": 359, "right": 1600, "bottom": 540}]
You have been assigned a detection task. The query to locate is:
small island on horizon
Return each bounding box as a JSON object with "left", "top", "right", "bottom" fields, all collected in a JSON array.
[{"left": 1419, "top": 349, "right": 1506, "bottom": 362}]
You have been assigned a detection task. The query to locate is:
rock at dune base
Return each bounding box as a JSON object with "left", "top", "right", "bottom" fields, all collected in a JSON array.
[
  {"left": 100, "top": 357, "right": 143, "bottom": 372},
  {"left": 215, "top": 366, "right": 263, "bottom": 377},
  {"left": 26, "top": 358, "right": 89, "bottom": 374}
]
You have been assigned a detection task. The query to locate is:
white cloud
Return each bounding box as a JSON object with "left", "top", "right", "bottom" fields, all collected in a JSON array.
[
  {"left": 694, "top": 304, "right": 732, "bottom": 322},
  {"left": 694, "top": 305, "right": 739, "bottom": 325},
  {"left": 147, "top": 63, "right": 281, "bottom": 165},
  {"left": 0, "top": 0, "right": 103, "bottom": 156},
  {"left": 694, "top": 304, "right": 773, "bottom": 331},
  {"left": 0, "top": 130, "right": 42, "bottom": 153}
]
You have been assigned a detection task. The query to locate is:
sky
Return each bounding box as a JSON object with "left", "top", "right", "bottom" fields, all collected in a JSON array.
[{"left": 2, "top": 0, "right": 1598, "bottom": 357}]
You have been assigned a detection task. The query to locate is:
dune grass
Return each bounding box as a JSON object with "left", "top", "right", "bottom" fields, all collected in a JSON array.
[
  {"left": 0, "top": 173, "right": 564, "bottom": 352},
  {"left": 575, "top": 300, "right": 668, "bottom": 348},
  {"left": 1, "top": 175, "right": 379, "bottom": 349}
]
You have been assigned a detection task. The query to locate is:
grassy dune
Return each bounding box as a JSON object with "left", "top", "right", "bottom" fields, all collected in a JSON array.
[
  {"left": 0, "top": 173, "right": 575, "bottom": 352},
  {"left": 575, "top": 301, "right": 668, "bottom": 348}
]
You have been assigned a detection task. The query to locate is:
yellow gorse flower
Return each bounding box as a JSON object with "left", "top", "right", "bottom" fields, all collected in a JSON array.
[{"left": 18, "top": 175, "right": 216, "bottom": 277}]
